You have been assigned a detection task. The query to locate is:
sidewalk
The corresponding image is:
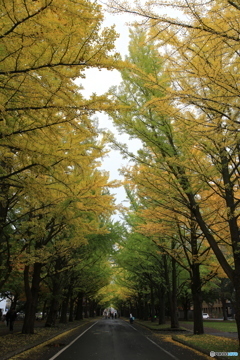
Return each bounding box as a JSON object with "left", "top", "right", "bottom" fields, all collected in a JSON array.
[
  {"left": 179, "top": 321, "right": 238, "bottom": 339},
  {"left": 0, "top": 319, "right": 238, "bottom": 360},
  {"left": 135, "top": 320, "right": 239, "bottom": 360},
  {"left": 0, "top": 319, "right": 38, "bottom": 335},
  {"left": 134, "top": 319, "right": 238, "bottom": 339},
  {"left": 0, "top": 318, "right": 94, "bottom": 360}
]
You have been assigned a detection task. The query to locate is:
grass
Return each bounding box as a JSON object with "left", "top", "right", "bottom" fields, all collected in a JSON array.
[
  {"left": 135, "top": 319, "right": 239, "bottom": 359},
  {"left": 0, "top": 318, "right": 94, "bottom": 360},
  {"left": 2, "top": 318, "right": 239, "bottom": 360},
  {"left": 134, "top": 319, "right": 186, "bottom": 331},
  {"left": 133, "top": 318, "right": 238, "bottom": 334},
  {"left": 173, "top": 334, "right": 239, "bottom": 359},
  {"left": 181, "top": 320, "right": 237, "bottom": 333}
]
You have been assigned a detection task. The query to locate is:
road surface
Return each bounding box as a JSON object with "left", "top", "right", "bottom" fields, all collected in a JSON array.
[{"left": 48, "top": 319, "right": 210, "bottom": 360}]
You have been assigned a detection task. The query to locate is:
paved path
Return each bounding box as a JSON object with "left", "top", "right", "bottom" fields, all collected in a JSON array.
[
  {"left": 0, "top": 318, "right": 237, "bottom": 359},
  {"left": 46, "top": 319, "right": 210, "bottom": 360},
  {"left": 179, "top": 321, "right": 238, "bottom": 339}
]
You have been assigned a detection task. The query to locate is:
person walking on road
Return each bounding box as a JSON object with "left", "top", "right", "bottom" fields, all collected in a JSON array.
[
  {"left": 129, "top": 313, "right": 134, "bottom": 324},
  {"left": 6, "top": 308, "right": 17, "bottom": 332}
]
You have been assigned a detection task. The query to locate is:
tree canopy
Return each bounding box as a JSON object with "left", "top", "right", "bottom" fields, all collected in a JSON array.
[
  {"left": 0, "top": 0, "right": 120, "bottom": 334},
  {"left": 1, "top": 0, "right": 240, "bottom": 343},
  {"left": 106, "top": 0, "right": 240, "bottom": 342}
]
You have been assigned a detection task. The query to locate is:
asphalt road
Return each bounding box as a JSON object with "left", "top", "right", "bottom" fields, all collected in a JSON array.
[{"left": 47, "top": 319, "right": 210, "bottom": 360}]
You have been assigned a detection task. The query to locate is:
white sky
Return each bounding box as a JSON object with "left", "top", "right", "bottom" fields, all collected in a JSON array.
[
  {"left": 76, "top": 9, "right": 142, "bottom": 219},
  {"left": 75, "top": 2, "right": 183, "bottom": 220}
]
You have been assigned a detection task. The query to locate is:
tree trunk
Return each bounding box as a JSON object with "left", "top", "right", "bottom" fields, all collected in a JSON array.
[
  {"left": 84, "top": 298, "right": 89, "bottom": 318},
  {"left": 143, "top": 294, "right": 148, "bottom": 321},
  {"left": 0, "top": 166, "right": 13, "bottom": 289},
  {"left": 75, "top": 292, "right": 83, "bottom": 320},
  {"left": 69, "top": 297, "right": 75, "bottom": 322},
  {"left": 170, "top": 256, "right": 179, "bottom": 328},
  {"left": 45, "top": 269, "right": 61, "bottom": 327},
  {"left": 182, "top": 293, "right": 190, "bottom": 321},
  {"left": 22, "top": 262, "right": 42, "bottom": 334},
  {"left": 45, "top": 295, "right": 60, "bottom": 327},
  {"left": 164, "top": 255, "right": 179, "bottom": 328},
  {"left": 150, "top": 284, "right": 155, "bottom": 322},
  {"left": 60, "top": 289, "right": 70, "bottom": 324},
  {"left": 191, "top": 263, "right": 204, "bottom": 334},
  {"left": 89, "top": 299, "right": 96, "bottom": 317},
  {"left": 233, "top": 271, "right": 240, "bottom": 347},
  {"left": 42, "top": 300, "right": 47, "bottom": 320},
  {"left": 137, "top": 293, "right": 143, "bottom": 320},
  {"left": 221, "top": 297, "right": 228, "bottom": 320},
  {"left": 158, "top": 285, "right": 166, "bottom": 325},
  {"left": 135, "top": 293, "right": 141, "bottom": 320},
  {"left": 96, "top": 305, "right": 102, "bottom": 317}
]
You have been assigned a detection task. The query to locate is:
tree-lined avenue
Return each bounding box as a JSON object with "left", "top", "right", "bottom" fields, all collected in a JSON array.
[{"left": 48, "top": 319, "right": 209, "bottom": 360}]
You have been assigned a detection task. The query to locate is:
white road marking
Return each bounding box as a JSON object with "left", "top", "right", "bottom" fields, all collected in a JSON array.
[
  {"left": 129, "top": 324, "right": 137, "bottom": 331},
  {"left": 48, "top": 321, "right": 98, "bottom": 360},
  {"left": 128, "top": 322, "right": 180, "bottom": 360},
  {"left": 146, "top": 336, "right": 180, "bottom": 360}
]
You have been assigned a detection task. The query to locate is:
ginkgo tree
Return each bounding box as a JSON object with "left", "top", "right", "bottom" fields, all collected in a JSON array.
[
  {"left": 122, "top": 174, "right": 222, "bottom": 333},
  {"left": 43, "top": 225, "right": 115, "bottom": 327},
  {"left": 1, "top": 0, "right": 118, "bottom": 112},
  {"left": 18, "top": 143, "right": 117, "bottom": 334},
  {"left": 110, "top": 188, "right": 180, "bottom": 327},
  {"left": 0, "top": 0, "right": 122, "bottom": 334},
  {"left": 132, "top": 175, "right": 223, "bottom": 333},
  {"left": 108, "top": 28, "right": 205, "bottom": 333},
  {"left": 106, "top": 0, "right": 240, "bottom": 343},
  {"left": 0, "top": 0, "right": 119, "bottom": 279}
]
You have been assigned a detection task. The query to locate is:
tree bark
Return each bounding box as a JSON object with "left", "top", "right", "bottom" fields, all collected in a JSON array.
[
  {"left": 158, "top": 284, "right": 166, "bottom": 325},
  {"left": 22, "top": 262, "right": 42, "bottom": 334},
  {"left": 221, "top": 297, "right": 228, "bottom": 321},
  {"left": 60, "top": 289, "right": 70, "bottom": 324},
  {"left": 84, "top": 298, "right": 89, "bottom": 318},
  {"left": 75, "top": 292, "right": 83, "bottom": 320},
  {"left": 69, "top": 297, "right": 75, "bottom": 322},
  {"left": 45, "top": 291, "right": 60, "bottom": 327},
  {"left": 42, "top": 300, "right": 47, "bottom": 320},
  {"left": 45, "top": 261, "right": 61, "bottom": 327},
  {"left": 164, "top": 255, "right": 179, "bottom": 328},
  {"left": 182, "top": 292, "right": 190, "bottom": 321},
  {"left": 143, "top": 293, "right": 148, "bottom": 320},
  {"left": 233, "top": 271, "right": 240, "bottom": 347},
  {"left": 191, "top": 263, "right": 204, "bottom": 334},
  {"left": 150, "top": 284, "right": 155, "bottom": 322},
  {"left": 170, "top": 256, "right": 179, "bottom": 328},
  {"left": 89, "top": 299, "right": 96, "bottom": 317}
]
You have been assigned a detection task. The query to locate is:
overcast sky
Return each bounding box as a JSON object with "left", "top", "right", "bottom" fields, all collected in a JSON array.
[
  {"left": 76, "top": 3, "right": 182, "bottom": 220},
  {"left": 76, "top": 8, "right": 142, "bottom": 219}
]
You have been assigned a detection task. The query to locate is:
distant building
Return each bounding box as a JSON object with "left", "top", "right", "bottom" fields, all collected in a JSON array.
[{"left": 202, "top": 299, "right": 234, "bottom": 319}]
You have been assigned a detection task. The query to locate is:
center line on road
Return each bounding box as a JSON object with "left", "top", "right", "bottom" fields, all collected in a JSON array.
[{"left": 48, "top": 321, "right": 99, "bottom": 360}]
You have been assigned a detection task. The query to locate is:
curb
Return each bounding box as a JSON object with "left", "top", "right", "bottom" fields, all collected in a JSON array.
[
  {"left": 134, "top": 320, "right": 233, "bottom": 360},
  {"left": 172, "top": 335, "right": 231, "bottom": 360},
  {"left": 2, "top": 320, "right": 94, "bottom": 360},
  {"left": 134, "top": 320, "right": 189, "bottom": 333}
]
